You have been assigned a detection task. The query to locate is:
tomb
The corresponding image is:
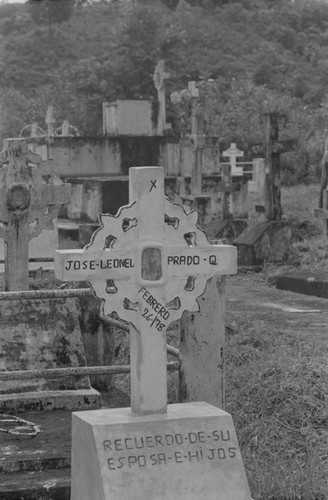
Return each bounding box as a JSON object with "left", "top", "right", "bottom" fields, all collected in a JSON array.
[
  {"left": 55, "top": 166, "right": 251, "bottom": 500},
  {"left": 0, "top": 141, "right": 101, "bottom": 413}
]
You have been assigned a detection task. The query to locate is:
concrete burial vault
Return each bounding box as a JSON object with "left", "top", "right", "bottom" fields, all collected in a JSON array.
[{"left": 55, "top": 167, "right": 251, "bottom": 500}]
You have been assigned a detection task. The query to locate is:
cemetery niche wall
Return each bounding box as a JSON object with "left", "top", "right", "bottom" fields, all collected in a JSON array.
[
  {"left": 55, "top": 166, "right": 251, "bottom": 500},
  {"left": 4, "top": 118, "right": 259, "bottom": 234}
]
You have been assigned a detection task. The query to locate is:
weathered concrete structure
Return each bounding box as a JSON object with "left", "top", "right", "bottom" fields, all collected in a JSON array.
[
  {"left": 0, "top": 295, "right": 102, "bottom": 413},
  {"left": 3, "top": 135, "right": 261, "bottom": 229}
]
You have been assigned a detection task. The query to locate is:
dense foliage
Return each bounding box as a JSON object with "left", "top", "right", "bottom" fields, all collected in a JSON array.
[{"left": 1, "top": 0, "right": 328, "bottom": 182}]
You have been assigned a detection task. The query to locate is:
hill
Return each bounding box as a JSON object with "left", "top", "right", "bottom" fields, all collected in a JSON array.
[{"left": 1, "top": 0, "right": 328, "bottom": 181}]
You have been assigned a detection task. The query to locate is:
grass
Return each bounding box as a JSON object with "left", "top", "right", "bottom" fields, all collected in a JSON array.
[
  {"left": 220, "top": 184, "right": 328, "bottom": 499},
  {"left": 111, "top": 288, "right": 328, "bottom": 499},
  {"left": 225, "top": 309, "right": 328, "bottom": 500}
]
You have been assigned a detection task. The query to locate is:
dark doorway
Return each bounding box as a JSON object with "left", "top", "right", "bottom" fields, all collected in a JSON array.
[{"left": 102, "top": 180, "right": 129, "bottom": 215}]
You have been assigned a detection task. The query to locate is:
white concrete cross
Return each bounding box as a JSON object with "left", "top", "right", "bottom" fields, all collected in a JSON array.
[
  {"left": 223, "top": 142, "right": 244, "bottom": 176},
  {"left": 0, "top": 141, "right": 71, "bottom": 291},
  {"left": 55, "top": 167, "right": 237, "bottom": 415},
  {"left": 153, "top": 60, "right": 170, "bottom": 135}
]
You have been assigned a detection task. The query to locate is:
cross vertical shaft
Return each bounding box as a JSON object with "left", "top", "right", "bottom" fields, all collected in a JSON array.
[{"left": 129, "top": 167, "right": 168, "bottom": 415}]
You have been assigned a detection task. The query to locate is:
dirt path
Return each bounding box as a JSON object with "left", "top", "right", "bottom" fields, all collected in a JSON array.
[{"left": 226, "top": 274, "right": 328, "bottom": 345}]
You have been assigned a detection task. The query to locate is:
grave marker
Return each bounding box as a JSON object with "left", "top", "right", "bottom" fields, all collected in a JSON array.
[
  {"left": 55, "top": 167, "right": 250, "bottom": 499},
  {"left": 153, "top": 60, "right": 170, "bottom": 135},
  {"left": 188, "top": 81, "right": 205, "bottom": 197},
  {"left": 252, "top": 112, "right": 295, "bottom": 220},
  {"left": 45, "top": 104, "right": 56, "bottom": 137},
  {"left": 223, "top": 143, "right": 244, "bottom": 176},
  {"left": 0, "top": 141, "right": 71, "bottom": 290},
  {"left": 54, "top": 120, "right": 79, "bottom": 137}
]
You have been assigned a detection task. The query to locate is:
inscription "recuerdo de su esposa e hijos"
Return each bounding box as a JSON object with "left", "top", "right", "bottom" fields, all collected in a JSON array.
[{"left": 103, "top": 429, "right": 237, "bottom": 471}]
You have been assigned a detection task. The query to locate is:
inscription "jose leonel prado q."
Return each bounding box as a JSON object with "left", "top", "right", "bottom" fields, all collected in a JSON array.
[{"left": 64, "top": 253, "right": 219, "bottom": 271}]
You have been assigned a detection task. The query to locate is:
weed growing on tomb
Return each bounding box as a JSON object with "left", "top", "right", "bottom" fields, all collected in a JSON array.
[{"left": 225, "top": 306, "right": 328, "bottom": 500}]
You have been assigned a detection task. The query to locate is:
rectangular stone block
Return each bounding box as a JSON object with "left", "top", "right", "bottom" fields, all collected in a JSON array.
[
  {"left": 71, "top": 402, "right": 251, "bottom": 500},
  {"left": 0, "top": 296, "right": 102, "bottom": 412},
  {"left": 247, "top": 180, "right": 258, "bottom": 193},
  {"left": 0, "top": 298, "right": 91, "bottom": 394}
]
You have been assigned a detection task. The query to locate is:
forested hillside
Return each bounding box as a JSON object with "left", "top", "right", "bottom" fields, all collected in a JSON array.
[{"left": 1, "top": 0, "right": 328, "bottom": 182}]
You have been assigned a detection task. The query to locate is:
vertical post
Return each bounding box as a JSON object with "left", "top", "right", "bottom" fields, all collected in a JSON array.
[
  {"left": 264, "top": 113, "right": 283, "bottom": 221},
  {"left": 179, "top": 276, "right": 226, "bottom": 409},
  {"left": 189, "top": 81, "right": 203, "bottom": 196},
  {"left": 157, "top": 86, "right": 166, "bottom": 136},
  {"left": 129, "top": 167, "right": 168, "bottom": 415},
  {"left": 31, "top": 122, "right": 38, "bottom": 138},
  {"left": 264, "top": 113, "right": 273, "bottom": 220},
  {"left": 61, "top": 120, "right": 70, "bottom": 137},
  {"left": 5, "top": 219, "right": 29, "bottom": 291},
  {"left": 46, "top": 105, "right": 55, "bottom": 137},
  {"left": 153, "top": 61, "right": 170, "bottom": 136},
  {"left": 323, "top": 188, "right": 328, "bottom": 238},
  {"left": 248, "top": 158, "right": 266, "bottom": 223},
  {"left": 191, "top": 149, "right": 203, "bottom": 196},
  {"left": 222, "top": 164, "right": 231, "bottom": 219}
]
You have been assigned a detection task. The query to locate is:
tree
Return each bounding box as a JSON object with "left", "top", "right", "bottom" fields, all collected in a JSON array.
[{"left": 28, "top": 0, "right": 73, "bottom": 35}]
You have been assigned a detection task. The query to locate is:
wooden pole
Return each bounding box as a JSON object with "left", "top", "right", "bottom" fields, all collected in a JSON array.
[
  {"left": 222, "top": 164, "right": 231, "bottom": 219},
  {"left": 5, "top": 219, "right": 29, "bottom": 291},
  {"left": 264, "top": 113, "right": 283, "bottom": 221},
  {"left": 323, "top": 188, "right": 328, "bottom": 238}
]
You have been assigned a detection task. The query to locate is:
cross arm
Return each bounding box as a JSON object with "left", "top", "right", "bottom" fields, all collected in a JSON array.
[
  {"left": 166, "top": 244, "right": 237, "bottom": 278},
  {"left": 55, "top": 247, "right": 135, "bottom": 282}
]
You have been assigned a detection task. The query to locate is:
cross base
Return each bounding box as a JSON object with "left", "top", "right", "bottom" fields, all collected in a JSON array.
[{"left": 70, "top": 402, "right": 251, "bottom": 500}]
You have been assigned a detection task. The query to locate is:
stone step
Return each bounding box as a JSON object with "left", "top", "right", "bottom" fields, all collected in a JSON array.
[
  {"left": 0, "top": 390, "right": 130, "bottom": 499},
  {"left": 0, "top": 389, "right": 101, "bottom": 414},
  {"left": 276, "top": 271, "right": 328, "bottom": 299},
  {"left": 0, "top": 455, "right": 70, "bottom": 474},
  {"left": 0, "top": 468, "right": 70, "bottom": 500},
  {"left": 0, "top": 409, "right": 72, "bottom": 499}
]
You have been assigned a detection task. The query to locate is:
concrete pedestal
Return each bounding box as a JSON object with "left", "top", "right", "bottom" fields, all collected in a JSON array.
[
  {"left": 0, "top": 297, "right": 101, "bottom": 412},
  {"left": 71, "top": 402, "right": 251, "bottom": 500}
]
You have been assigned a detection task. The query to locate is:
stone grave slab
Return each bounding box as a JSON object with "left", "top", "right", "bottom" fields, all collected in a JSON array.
[
  {"left": 71, "top": 402, "right": 250, "bottom": 500},
  {"left": 276, "top": 270, "right": 328, "bottom": 299},
  {"left": 233, "top": 220, "right": 292, "bottom": 267},
  {"left": 0, "top": 297, "right": 101, "bottom": 413}
]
